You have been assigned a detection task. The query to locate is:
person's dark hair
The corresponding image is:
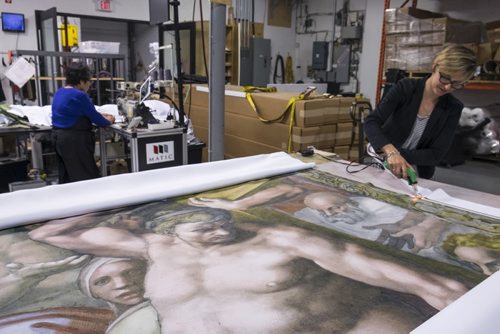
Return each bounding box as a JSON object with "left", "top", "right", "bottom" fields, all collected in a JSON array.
[{"left": 65, "top": 62, "right": 92, "bottom": 85}]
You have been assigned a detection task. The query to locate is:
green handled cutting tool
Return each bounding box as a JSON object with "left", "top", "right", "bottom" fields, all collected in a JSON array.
[
  {"left": 366, "top": 143, "right": 421, "bottom": 196},
  {"left": 383, "top": 160, "right": 419, "bottom": 195}
]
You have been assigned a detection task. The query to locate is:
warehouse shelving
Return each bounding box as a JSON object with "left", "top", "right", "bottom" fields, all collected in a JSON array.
[{"left": 11, "top": 50, "right": 126, "bottom": 106}]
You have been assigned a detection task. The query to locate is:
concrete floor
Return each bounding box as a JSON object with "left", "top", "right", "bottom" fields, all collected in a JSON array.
[{"left": 434, "top": 158, "right": 500, "bottom": 195}]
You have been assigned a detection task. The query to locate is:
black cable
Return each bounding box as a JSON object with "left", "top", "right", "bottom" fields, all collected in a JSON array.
[
  {"left": 199, "top": 0, "right": 209, "bottom": 81},
  {"left": 187, "top": 83, "right": 193, "bottom": 121},
  {"left": 192, "top": 0, "right": 196, "bottom": 21},
  {"left": 273, "top": 54, "right": 285, "bottom": 84},
  {"left": 314, "top": 152, "right": 381, "bottom": 174},
  {"left": 154, "top": 90, "right": 179, "bottom": 114},
  {"left": 252, "top": 0, "right": 255, "bottom": 36}
]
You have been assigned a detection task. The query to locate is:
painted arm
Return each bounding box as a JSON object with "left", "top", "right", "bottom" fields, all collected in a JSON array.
[
  {"left": 268, "top": 225, "right": 467, "bottom": 310},
  {"left": 188, "top": 184, "right": 303, "bottom": 210},
  {"left": 29, "top": 214, "right": 149, "bottom": 259},
  {"left": 0, "top": 255, "right": 89, "bottom": 307},
  {"left": 391, "top": 215, "right": 445, "bottom": 252},
  {"left": 364, "top": 213, "right": 445, "bottom": 253}
]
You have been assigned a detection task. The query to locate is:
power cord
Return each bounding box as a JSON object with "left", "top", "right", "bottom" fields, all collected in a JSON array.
[{"left": 311, "top": 150, "right": 382, "bottom": 174}]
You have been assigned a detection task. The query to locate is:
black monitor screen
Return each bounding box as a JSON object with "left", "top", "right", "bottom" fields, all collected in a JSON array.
[{"left": 1, "top": 12, "right": 25, "bottom": 33}]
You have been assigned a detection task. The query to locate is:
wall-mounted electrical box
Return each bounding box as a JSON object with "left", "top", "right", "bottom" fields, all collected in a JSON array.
[
  {"left": 312, "top": 41, "right": 329, "bottom": 70},
  {"left": 332, "top": 44, "right": 351, "bottom": 83},
  {"left": 340, "top": 26, "right": 362, "bottom": 40}
]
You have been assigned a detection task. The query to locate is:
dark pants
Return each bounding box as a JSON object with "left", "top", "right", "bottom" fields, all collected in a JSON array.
[{"left": 52, "top": 120, "right": 100, "bottom": 184}]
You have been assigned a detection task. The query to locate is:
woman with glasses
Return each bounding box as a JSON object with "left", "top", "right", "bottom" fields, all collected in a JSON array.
[
  {"left": 364, "top": 45, "right": 477, "bottom": 180},
  {"left": 52, "top": 62, "right": 115, "bottom": 184}
]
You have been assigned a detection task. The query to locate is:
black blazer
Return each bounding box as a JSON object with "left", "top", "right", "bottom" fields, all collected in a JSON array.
[{"left": 364, "top": 77, "right": 463, "bottom": 166}]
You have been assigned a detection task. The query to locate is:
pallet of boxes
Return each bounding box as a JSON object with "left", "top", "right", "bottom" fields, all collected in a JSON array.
[
  {"left": 485, "top": 20, "right": 500, "bottom": 77},
  {"left": 186, "top": 85, "right": 370, "bottom": 162},
  {"left": 384, "top": 7, "right": 482, "bottom": 74}
]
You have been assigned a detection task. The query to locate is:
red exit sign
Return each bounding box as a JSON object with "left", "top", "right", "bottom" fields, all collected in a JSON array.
[{"left": 97, "top": 0, "right": 112, "bottom": 11}]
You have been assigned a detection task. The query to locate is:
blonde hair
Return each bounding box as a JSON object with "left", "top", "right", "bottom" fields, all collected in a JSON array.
[
  {"left": 433, "top": 45, "right": 477, "bottom": 80},
  {"left": 442, "top": 233, "right": 500, "bottom": 255}
]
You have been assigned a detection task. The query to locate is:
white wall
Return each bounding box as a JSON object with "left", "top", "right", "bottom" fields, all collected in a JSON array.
[
  {"left": 295, "top": 0, "right": 335, "bottom": 83},
  {"left": 260, "top": 3, "right": 297, "bottom": 84},
  {"left": 0, "top": 0, "right": 149, "bottom": 52},
  {"left": 2, "top": 0, "right": 499, "bottom": 105},
  {"left": 311, "top": 0, "right": 500, "bottom": 103},
  {"left": 133, "top": 23, "right": 158, "bottom": 81},
  {"left": 0, "top": 0, "right": 151, "bottom": 103}
]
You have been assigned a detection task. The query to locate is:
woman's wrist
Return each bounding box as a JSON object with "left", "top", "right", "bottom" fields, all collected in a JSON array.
[{"left": 386, "top": 150, "right": 400, "bottom": 159}]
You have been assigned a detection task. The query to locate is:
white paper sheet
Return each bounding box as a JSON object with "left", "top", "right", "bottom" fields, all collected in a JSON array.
[
  {"left": 10, "top": 105, "right": 52, "bottom": 126},
  {"left": 0, "top": 152, "right": 314, "bottom": 229},
  {"left": 426, "top": 188, "right": 500, "bottom": 219},
  {"left": 196, "top": 85, "right": 246, "bottom": 98},
  {"left": 412, "top": 270, "right": 500, "bottom": 334},
  {"left": 317, "top": 162, "right": 500, "bottom": 219},
  {"left": 5, "top": 58, "right": 36, "bottom": 88}
]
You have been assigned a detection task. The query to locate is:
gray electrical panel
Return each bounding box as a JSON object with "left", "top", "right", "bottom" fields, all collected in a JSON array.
[
  {"left": 239, "top": 47, "right": 252, "bottom": 85},
  {"left": 240, "top": 37, "right": 271, "bottom": 87},
  {"left": 340, "top": 26, "right": 363, "bottom": 40},
  {"left": 251, "top": 38, "right": 271, "bottom": 87},
  {"left": 333, "top": 44, "right": 351, "bottom": 83},
  {"left": 312, "top": 41, "right": 329, "bottom": 70}
]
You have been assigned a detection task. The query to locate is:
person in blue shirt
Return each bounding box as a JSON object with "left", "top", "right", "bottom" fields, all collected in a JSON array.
[{"left": 52, "top": 62, "right": 115, "bottom": 183}]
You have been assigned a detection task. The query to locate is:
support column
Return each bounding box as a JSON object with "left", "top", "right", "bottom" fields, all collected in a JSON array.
[{"left": 208, "top": 3, "right": 226, "bottom": 161}]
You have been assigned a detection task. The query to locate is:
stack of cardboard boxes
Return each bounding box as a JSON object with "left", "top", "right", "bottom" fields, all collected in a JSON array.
[
  {"left": 486, "top": 20, "right": 500, "bottom": 64},
  {"left": 384, "top": 7, "right": 482, "bottom": 73},
  {"left": 186, "top": 85, "right": 370, "bottom": 161}
]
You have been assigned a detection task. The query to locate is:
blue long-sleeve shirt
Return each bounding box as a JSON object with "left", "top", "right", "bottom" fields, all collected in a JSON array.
[{"left": 52, "top": 87, "right": 110, "bottom": 128}]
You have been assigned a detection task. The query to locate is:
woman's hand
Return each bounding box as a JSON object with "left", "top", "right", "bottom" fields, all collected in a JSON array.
[
  {"left": 382, "top": 144, "right": 413, "bottom": 179},
  {"left": 101, "top": 113, "right": 115, "bottom": 124},
  {"left": 387, "top": 153, "right": 412, "bottom": 179}
]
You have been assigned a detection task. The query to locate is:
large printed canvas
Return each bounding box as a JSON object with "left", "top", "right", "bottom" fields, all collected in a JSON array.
[{"left": 0, "top": 169, "right": 495, "bottom": 333}]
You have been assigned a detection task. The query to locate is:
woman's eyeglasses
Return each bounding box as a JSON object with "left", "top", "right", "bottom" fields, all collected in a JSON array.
[{"left": 438, "top": 72, "right": 466, "bottom": 89}]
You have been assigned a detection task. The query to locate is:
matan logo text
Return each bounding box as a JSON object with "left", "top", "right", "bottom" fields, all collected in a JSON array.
[{"left": 146, "top": 141, "right": 175, "bottom": 164}]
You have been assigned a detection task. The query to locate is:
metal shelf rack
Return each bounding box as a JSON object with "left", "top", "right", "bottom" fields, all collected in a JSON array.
[{"left": 12, "top": 50, "right": 126, "bottom": 106}]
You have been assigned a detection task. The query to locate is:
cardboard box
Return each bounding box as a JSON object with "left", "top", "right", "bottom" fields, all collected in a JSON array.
[
  {"left": 251, "top": 94, "right": 371, "bottom": 127},
  {"left": 333, "top": 145, "right": 350, "bottom": 161},
  {"left": 477, "top": 43, "right": 493, "bottom": 65},
  {"left": 193, "top": 124, "right": 282, "bottom": 160},
  {"left": 385, "top": 45, "right": 443, "bottom": 72},
  {"left": 332, "top": 144, "right": 362, "bottom": 162},
  {"left": 486, "top": 20, "right": 500, "bottom": 31},
  {"left": 224, "top": 134, "right": 282, "bottom": 159},
  {"left": 193, "top": 111, "right": 344, "bottom": 155},
  {"left": 385, "top": 8, "right": 482, "bottom": 44},
  {"left": 189, "top": 85, "right": 370, "bottom": 127},
  {"left": 190, "top": 104, "right": 337, "bottom": 151},
  {"left": 385, "top": 7, "right": 442, "bottom": 23},
  {"left": 335, "top": 122, "right": 356, "bottom": 146},
  {"left": 188, "top": 105, "right": 209, "bottom": 129},
  {"left": 386, "top": 31, "right": 446, "bottom": 45},
  {"left": 486, "top": 26, "right": 500, "bottom": 56}
]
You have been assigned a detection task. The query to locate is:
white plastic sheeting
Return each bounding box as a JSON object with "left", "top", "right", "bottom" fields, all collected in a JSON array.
[
  {"left": 0, "top": 152, "right": 314, "bottom": 229},
  {"left": 412, "top": 271, "right": 500, "bottom": 334}
]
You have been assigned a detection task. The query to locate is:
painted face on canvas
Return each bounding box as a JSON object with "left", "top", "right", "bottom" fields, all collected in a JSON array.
[
  {"left": 89, "top": 260, "right": 146, "bottom": 306},
  {"left": 175, "top": 217, "right": 236, "bottom": 245},
  {"left": 454, "top": 246, "right": 500, "bottom": 275},
  {"left": 304, "top": 192, "right": 366, "bottom": 224}
]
